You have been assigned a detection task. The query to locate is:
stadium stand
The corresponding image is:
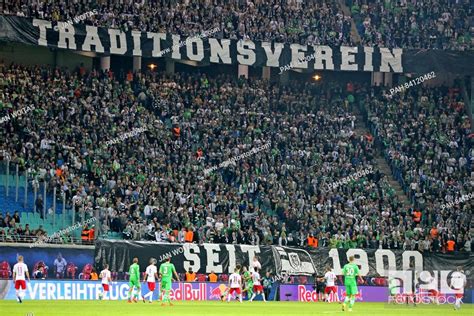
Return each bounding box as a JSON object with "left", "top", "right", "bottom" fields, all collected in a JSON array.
[
  {"left": 351, "top": 0, "right": 473, "bottom": 50},
  {"left": 2, "top": 0, "right": 472, "bottom": 50},
  {"left": 0, "top": 64, "right": 471, "bottom": 253},
  {"left": 2, "top": 0, "right": 352, "bottom": 46}
]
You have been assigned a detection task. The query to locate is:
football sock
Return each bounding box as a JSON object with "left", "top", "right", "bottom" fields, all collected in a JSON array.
[
  {"left": 349, "top": 297, "right": 355, "bottom": 308},
  {"left": 455, "top": 297, "right": 461, "bottom": 308},
  {"left": 163, "top": 290, "right": 171, "bottom": 303}
]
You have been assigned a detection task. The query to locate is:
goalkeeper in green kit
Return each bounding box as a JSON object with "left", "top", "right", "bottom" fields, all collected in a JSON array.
[
  {"left": 127, "top": 257, "right": 142, "bottom": 303},
  {"left": 242, "top": 266, "right": 253, "bottom": 300},
  {"left": 341, "top": 256, "right": 363, "bottom": 312},
  {"left": 159, "top": 256, "right": 180, "bottom": 306}
]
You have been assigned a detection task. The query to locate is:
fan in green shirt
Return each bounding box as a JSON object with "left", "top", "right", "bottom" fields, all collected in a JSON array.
[
  {"left": 127, "top": 257, "right": 142, "bottom": 302},
  {"left": 159, "top": 257, "right": 180, "bottom": 305},
  {"left": 342, "top": 256, "right": 362, "bottom": 312}
]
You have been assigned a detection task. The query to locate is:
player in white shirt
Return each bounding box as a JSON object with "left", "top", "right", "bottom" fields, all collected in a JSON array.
[
  {"left": 12, "top": 255, "right": 30, "bottom": 303},
  {"left": 324, "top": 267, "right": 337, "bottom": 302},
  {"left": 452, "top": 267, "right": 467, "bottom": 310},
  {"left": 98, "top": 264, "right": 112, "bottom": 300},
  {"left": 142, "top": 258, "right": 159, "bottom": 303},
  {"left": 252, "top": 256, "right": 262, "bottom": 272},
  {"left": 227, "top": 266, "right": 243, "bottom": 303},
  {"left": 424, "top": 274, "right": 440, "bottom": 305},
  {"left": 249, "top": 268, "right": 266, "bottom": 302}
]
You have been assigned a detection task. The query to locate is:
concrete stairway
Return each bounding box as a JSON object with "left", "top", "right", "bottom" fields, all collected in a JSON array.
[
  {"left": 338, "top": 0, "right": 362, "bottom": 44},
  {"left": 353, "top": 109, "right": 411, "bottom": 209}
]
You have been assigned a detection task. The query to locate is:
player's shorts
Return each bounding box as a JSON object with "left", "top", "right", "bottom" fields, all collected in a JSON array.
[
  {"left": 428, "top": 289, "right": 438, "bottom": 296},
  {"left": 253, "top": 285, "right": 263, "bottom": 292},
  {"left": 15, "top": 280, "right": 26, "bottom": 290},
  {"left": 455, "top": 293, "right": 463, "bottom": 299},
  {"left": 324, "top": 286, "right": 337, "bottom": 294},
  {"left": 129, "top": 279, "right": 140, "bottom": 288},
  {"left": 345, "top": 283, "right": 358, "bottom": 296},
  {"left": 147, "top": 282, "right": 156, "bottom": 291},
  {"left": 102, "top": 284, "right": 110, "bottom": 291},
  {"left": 229, "top": 288, "right": 241, "bottom": 295},
  {"left": 316, "top": 285, "right": 325, "bottom": 293},
  {"left": 161, "top": 280, "right": 172, "bottom": 291}
]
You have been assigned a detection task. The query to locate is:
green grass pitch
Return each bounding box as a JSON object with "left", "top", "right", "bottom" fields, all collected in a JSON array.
[{"left": 1, "top": 300, "right": 472, "bottom": 316}]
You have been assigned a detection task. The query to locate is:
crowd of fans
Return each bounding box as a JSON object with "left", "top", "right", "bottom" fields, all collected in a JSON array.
[
  {"left": 3, "top": 0, "right": 472, "bottom": 50},
  {"left": 363, "top": 85, "right": 473, "bottom": 253},
  {"left": 350, "top": 0, "right": 473, "bottom": 50},
  {"left": 0, "top": 211, "right": 53, "bottom": 243},
  {"left": 3, "top": 0, "right": 350, "bottom": 46},
  {"left": 0, "top": 63, "right": 471, "bottom": 253}
]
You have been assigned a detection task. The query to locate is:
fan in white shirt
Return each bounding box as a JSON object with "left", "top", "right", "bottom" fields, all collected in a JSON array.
[
  {"left": 142, "top": 258, "right": 159, "bottom": 303},
  {"left": 12, "top": 256, "right": 30, "bottom": 303}
]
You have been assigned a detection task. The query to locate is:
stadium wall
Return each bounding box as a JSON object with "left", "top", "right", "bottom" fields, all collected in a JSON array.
[
  {"left": 0, "top": 242, "right": 472, "bottom": 303},
  {"left": 0, "top": 42, "right": 93, "bottom": 69},
  {"left": 0, "top": 280, "right": 472, "bottom": 303},
  {"left": 0, "top": 243, "right": 94, "bottom": 280},
  {"left": 95, "top": 240, "right": 473, "bottom": 277}
]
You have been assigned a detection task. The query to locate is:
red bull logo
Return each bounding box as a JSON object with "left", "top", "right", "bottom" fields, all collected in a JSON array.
[
  {"left": 209, "top": 284, "right": 228, "bottom": 300},
  {"left": 298, "top": 285, "right": 340, "bottom": 302},
  {"left": 167, "top": 283, "right": 207, "bottom": 301}
]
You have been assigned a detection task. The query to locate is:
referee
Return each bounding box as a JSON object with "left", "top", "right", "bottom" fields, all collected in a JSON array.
[{"left": 313, "top": 273, "right": 326, "bottom": 302}]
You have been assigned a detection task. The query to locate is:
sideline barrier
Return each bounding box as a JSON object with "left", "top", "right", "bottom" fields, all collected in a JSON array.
[
  {"left": 0, "top": 280, "right": 231, "bottom": 301},
  {"left": 1, "top": 280, "right": 472, "bottom": 304},
  {"left": 279, "top": 284, "right": 474, "bottom": 304}
]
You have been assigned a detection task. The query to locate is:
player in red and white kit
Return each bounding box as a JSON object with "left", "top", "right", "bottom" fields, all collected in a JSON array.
[
  {"left": 424, "top": 274, "right": 440, "bottom": 305},
  {"left": 99, "top": 264, "right": 112, "bottom": 300},
  {"left": 227, "top": 267, "right": 243, "bottom": 303},
  {"left": 249, "top": 267, "right": 266, "bottom": 302},
  {"left": 452, "top": 267, "right": 467, "bottom": 310},
  {"left": 324, "top": 267, "right": 337, "bottom": 302},
  {"left": 12, "top": 255, "right": 30, "bottom": 303},
  {"left": 142, "top": 258, "right": 158, "bottom": 303}
]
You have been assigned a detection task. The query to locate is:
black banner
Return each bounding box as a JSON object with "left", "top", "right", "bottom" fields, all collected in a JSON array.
[
  {"left": 1, "top": 16, "right": 473, "bottom": 74},
  {"left": 95, "top": 240, "right": 473, "bottom": 278}
]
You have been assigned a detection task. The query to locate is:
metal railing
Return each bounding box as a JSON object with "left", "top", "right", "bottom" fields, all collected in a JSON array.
[
  {"left": 0, "top": 234, "right": 92, "bottom": 245},
  {"left": 0, "top": 159, "right": 71, "bottom": 227}
]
